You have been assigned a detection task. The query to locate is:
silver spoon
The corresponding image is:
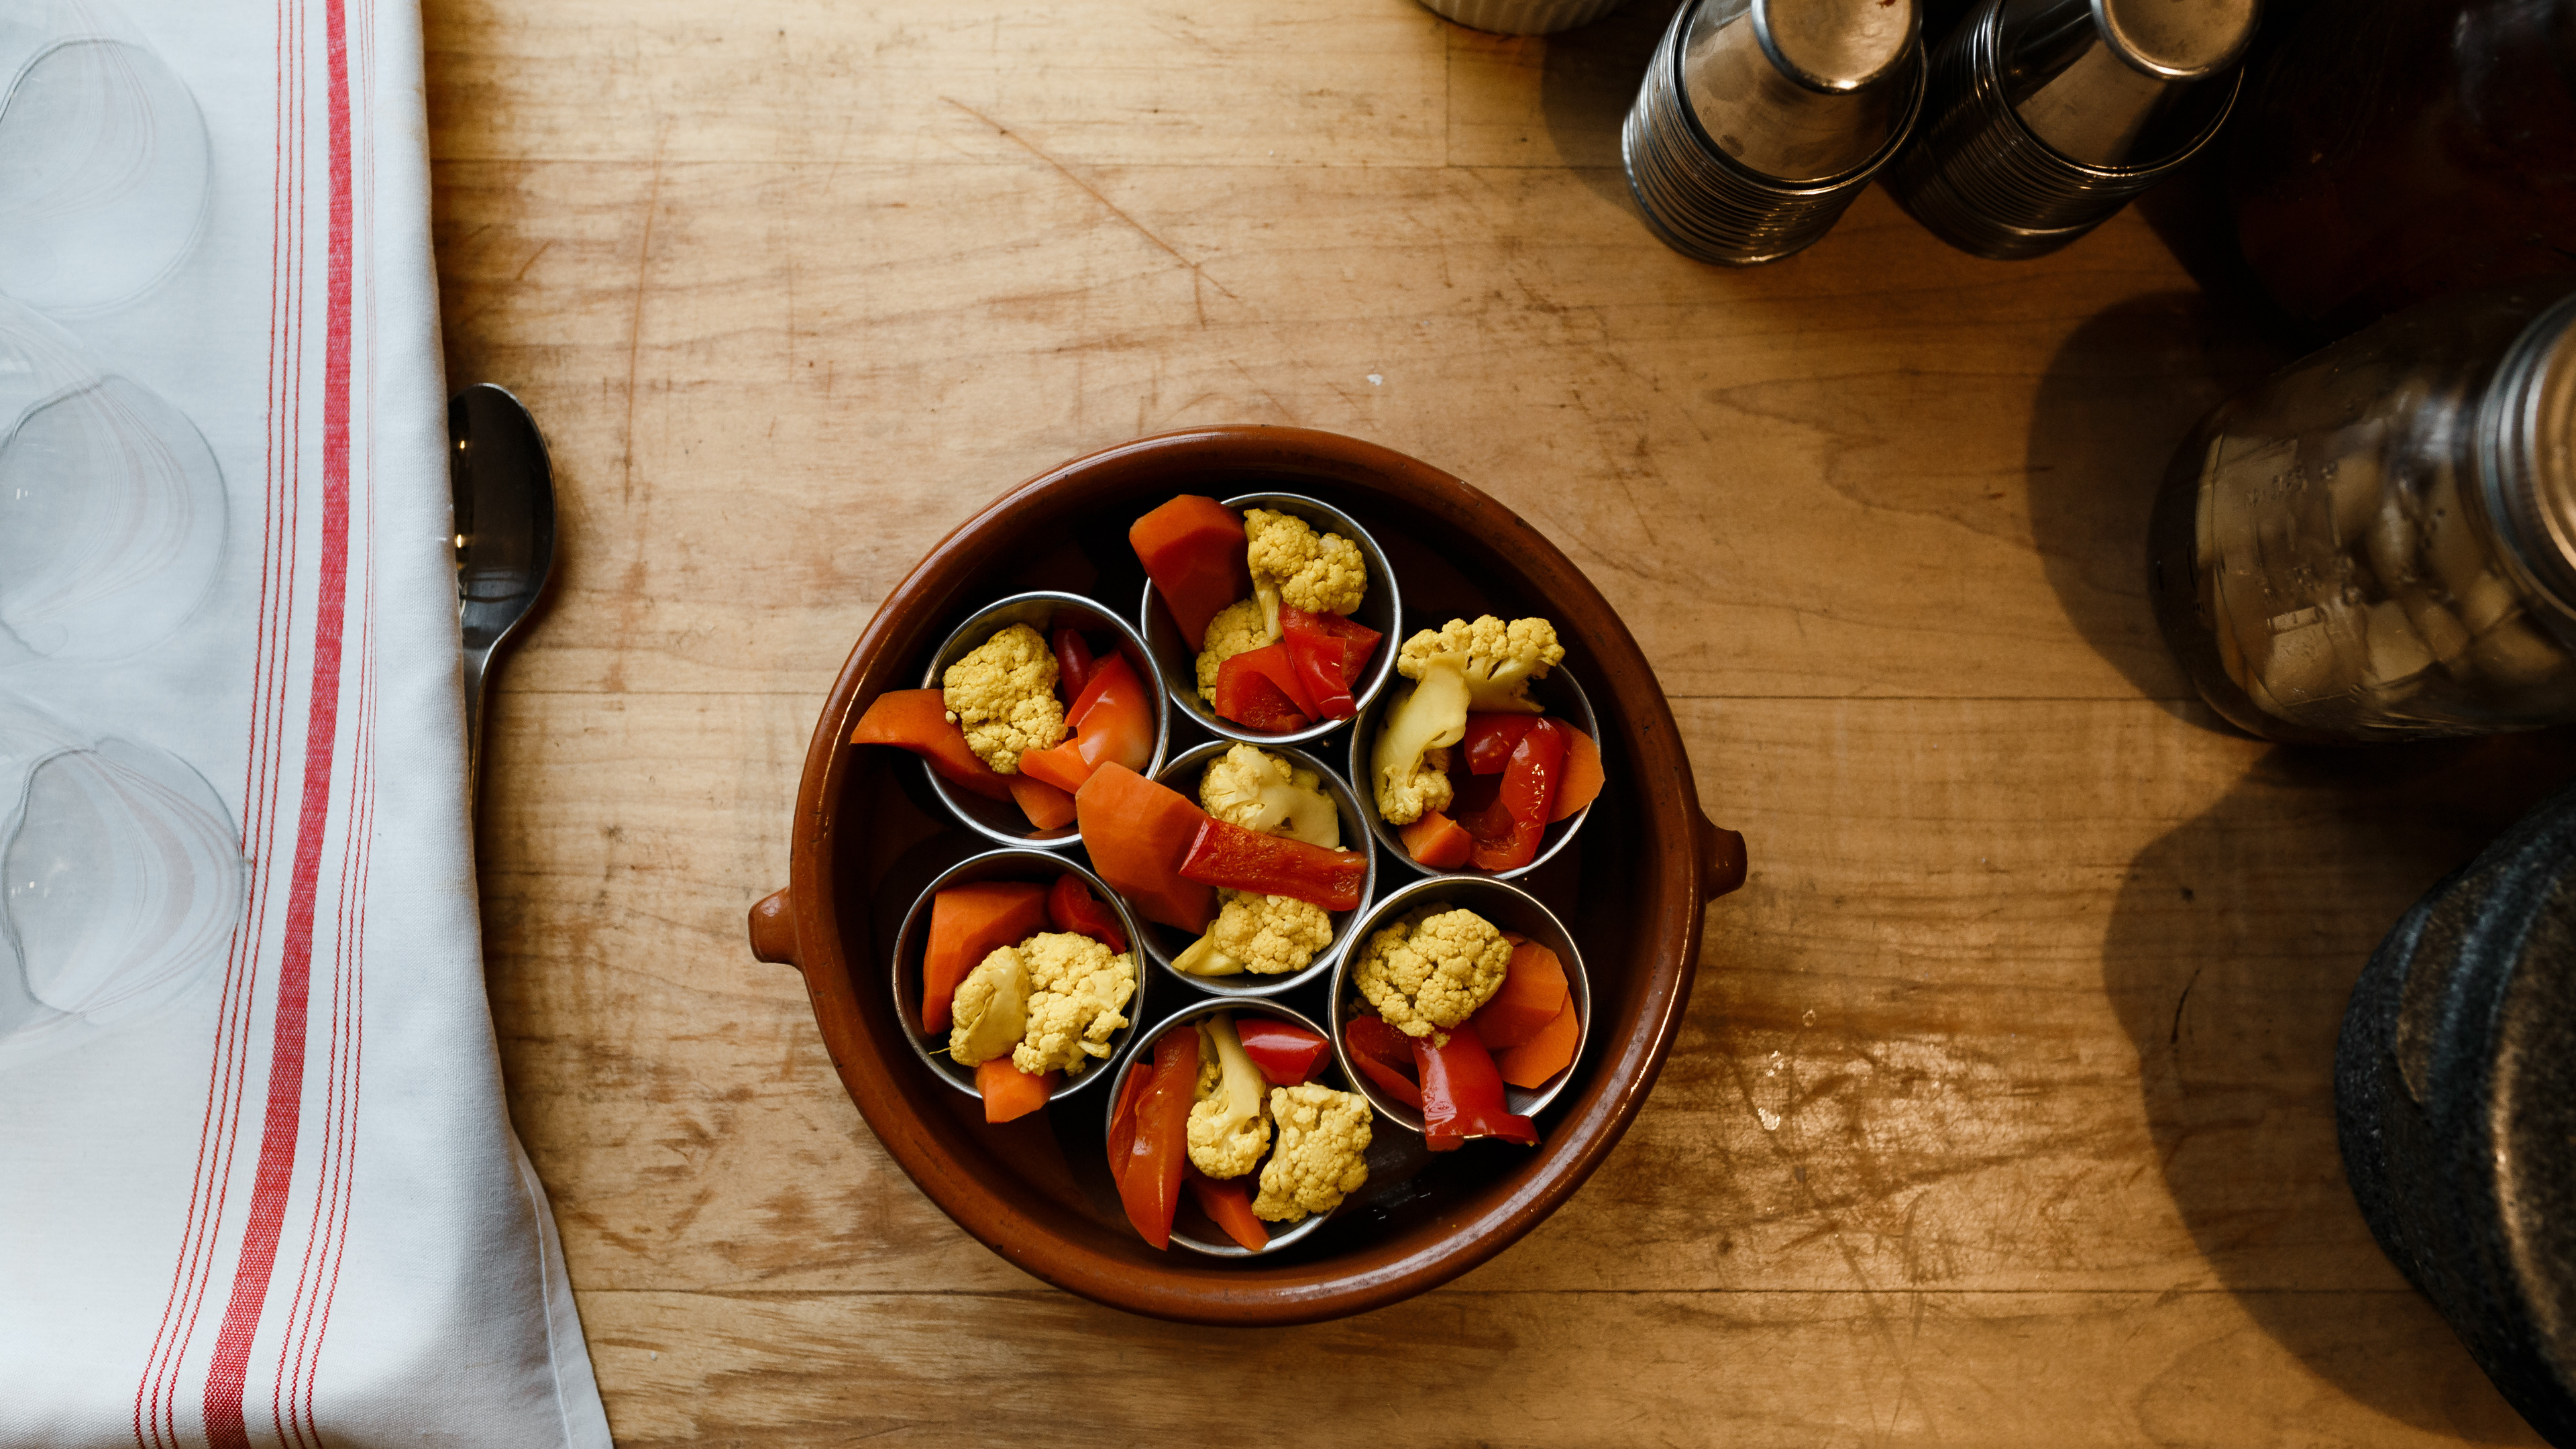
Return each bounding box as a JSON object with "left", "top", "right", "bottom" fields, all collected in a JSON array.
[{"left": 449, "top": 383, "right": 555, "bottom": 796}]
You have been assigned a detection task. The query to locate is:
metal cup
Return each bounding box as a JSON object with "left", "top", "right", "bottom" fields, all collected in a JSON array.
[
  {"left": 1622, "top": 0, "right": 1926, "bottom": 266},
  {"left": 1886, "top": 0, "right": 2257, "bottom": 260}
]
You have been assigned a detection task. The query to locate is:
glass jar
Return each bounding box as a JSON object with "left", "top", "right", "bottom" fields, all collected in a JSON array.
[{"left": 2148, "top": 278, "right": 2576, "bottom": 743}]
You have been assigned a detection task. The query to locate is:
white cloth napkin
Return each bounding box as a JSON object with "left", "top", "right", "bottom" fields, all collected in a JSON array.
[{"left": 0, "top": 1, "right": 612, "bottom": 1444}]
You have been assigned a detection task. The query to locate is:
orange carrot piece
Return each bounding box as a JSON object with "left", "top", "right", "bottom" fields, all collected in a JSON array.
[
  {"left": 1400, "top": 809, "right": 1472, "bottom": 870},
  {"left": 1074, "top": 763, "right": 1216, "bottom": 933},
  {"left": 1472, "top": 941, "right": 1572, "bottom": 1050},
  {"left": 1184, "top": 1170, "right": 1271, "bottom": 1252},
  {"left": 1496, "top": 998, "right": 1579, "bottom": 1089},
  {"left": 977, "top": 1057, "right": 1056, "bottom": 1123},
  {"left": 1131, "top": 495, "right": 1253, "bottom": 652},
  {"left": 849, "top": 689, "right": 1014, "bottom": 801},
  {"left": 921, "top": 881, "right": 1049, "bottom": 1034},
  {"left": 1551, "top": 725, "right": 1604, "bottom": 822},
  {"left": 1006, "top": 773, "right": 1077, "bottom": 830}
]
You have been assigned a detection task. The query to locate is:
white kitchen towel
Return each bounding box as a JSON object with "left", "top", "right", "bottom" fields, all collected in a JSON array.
[{"left": 0, "top": 1, "right": 612, "bottom": 1445}]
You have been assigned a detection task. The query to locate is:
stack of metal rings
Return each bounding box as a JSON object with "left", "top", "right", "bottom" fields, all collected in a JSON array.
[
  {"left": 1622, "top": 0, "right": 1925, "bottom": 268},
  {"left": 1886, "top": 0, "right": 2251, "bottom": 260}
]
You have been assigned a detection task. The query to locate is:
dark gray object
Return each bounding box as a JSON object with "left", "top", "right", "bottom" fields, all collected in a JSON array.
[{"left": 2338, "top": 782, "right": 2576, "bottom": 1447}]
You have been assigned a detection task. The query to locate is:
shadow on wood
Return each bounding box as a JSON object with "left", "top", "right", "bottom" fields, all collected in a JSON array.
[
  {"left": 2102, "top": 730, "right": 2576, "bottom": 1443},
  {"left": 1540, "top": 0, "right": 1682, "bottom": 207},
  {"left": 2023, "top": 292, "right": 2287, "bottom": 710}
]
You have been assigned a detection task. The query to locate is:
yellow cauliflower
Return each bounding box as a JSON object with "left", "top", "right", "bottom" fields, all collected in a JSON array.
[
  {"left": 1244, "top": 507, "right": 1366, "bottom": 637},
  {"left": 1193, "top": 598, "right": 1269, "bottom": 704},
  {"left": 1353, "top": 907, "right": 1511, "bottom": 1037},
  {"left": 942, "top": 623, "right": 1064, "bottom": 774},
  {"left": 1187, "top": 1014, "right": 1272, "bottom": 1179},
  {"left": 945, "top": 946, "right": 1029, "bottom": 1066},
  {"left": 1371, "top": 729, "right": 1456, "bottom": 828},
  {"left": 1395, "top": 615, "right": 1566, "bottom": 713},
  {"left": 1011, "top": 930, "right": 1136, "bottom": 1077},
  {"left": 1199, "top": 743, "right": 1340, "bottom": 847},
  {"left": 1171, "top": 889, "right": 1335, "bottom": 977},
  {"left": 1252, "top": 1083, "right": 1372, "bottom": 1223}
]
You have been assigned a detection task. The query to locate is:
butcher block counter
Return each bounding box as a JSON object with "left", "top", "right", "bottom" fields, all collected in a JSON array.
[{"left": 425, "top": 0, "right": 2566, "bottom": 1441}]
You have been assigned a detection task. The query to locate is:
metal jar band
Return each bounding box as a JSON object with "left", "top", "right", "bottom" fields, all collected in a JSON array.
[{"left": 1621, "top": 0, "right": 1926, "bottom": 268}]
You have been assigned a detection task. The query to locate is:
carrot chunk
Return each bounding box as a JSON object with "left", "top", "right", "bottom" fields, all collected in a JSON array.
[
  {"left": 920, "top": 881, "right": 1049, "bottom": 1034},
  {"left": 976, "top": 1057, "right": 1056, "bottom": 1123},
  {"left": 1496, "top": 998, "right": 1579, "bottom": 1089},
  {"left": 1131, "top": 495, "right": 1252, "bottom": 652},
  {"left": 1074, "top": 763, "right": 1216, "bottom": 932},
  {"left": 1470, "top": 940, "right": 1570, "bottom": 1050},
  {"left": 849, "top": 689, "right": 1012, "bottom": 801}
]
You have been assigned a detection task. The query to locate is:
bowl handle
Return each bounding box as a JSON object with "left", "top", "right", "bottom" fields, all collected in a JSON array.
[
  {"left": 1696, "top": 814, "right": 1748, "bottom": 900},
  {"left": 749, "top": 887, "right": 800, "bottom": 968}
]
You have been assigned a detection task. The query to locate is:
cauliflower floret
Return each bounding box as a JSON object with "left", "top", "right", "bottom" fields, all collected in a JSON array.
[
  {"left": 1353, "top": 907, "right": 1511, "bottom": 1037},
  {"left": 1372, "top": 640, "right": 1470, "bottom": 831},
  {"left": 1373, "top": 732, "right": 1456, "bottom": 828},
  {"left": 1199, "top": 743, "right": 1340, "bottom": 848},
  {"left": 1186, "top": 1014, "right": 1272, "bottom": 1179},
  {"left": 945, "top": 946, "right": 1029, "bottom": 1066},
  {"left": 1396, "top": 615, "right": 1566, "bottom": 714},
  {"left": 1244, "top": 508, "right": 1366, "bottom": 637},
  {"left": 1193, "top": 598, "right": 1269, "bottom": 704},
  {"left": 1252, "top": 1083, "right": 1372, "bottom": 1223},
  {"left": 1171, "top": 889, "right": 1334, "bottom": 977},
  {"left": 941, "top": 623, "right": 1064, "bottom": 774},
  {"left": 1011, "top": 930, "right": 1136, "bottom": 1077}
]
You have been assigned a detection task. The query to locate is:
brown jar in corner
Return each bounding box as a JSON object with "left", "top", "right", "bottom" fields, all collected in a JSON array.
[{"left": 2231, "top": 0, "right": 2576, "bottom": 336}]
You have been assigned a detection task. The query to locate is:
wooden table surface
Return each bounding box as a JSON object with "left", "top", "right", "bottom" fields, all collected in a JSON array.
[{"left": 426, "top": 2, "right": 2570, "bottom": 1442}]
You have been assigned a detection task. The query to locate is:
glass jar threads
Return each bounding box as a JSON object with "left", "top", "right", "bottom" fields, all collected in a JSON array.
[{"left": 2148, "top": 278, "right": 2576, "bottom": 743}]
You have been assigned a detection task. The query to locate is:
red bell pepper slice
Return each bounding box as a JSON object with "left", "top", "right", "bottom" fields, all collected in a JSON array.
[
  {"left": 848, "top": 689, "right": 1014, "bottom": 801},
  {"left": 1211, "top": 642, "right": 1320, "bottom": 729},
  {"left": 1462, "top": 713, "right": 1542, "bottom": 775},
  {"left": 1211, "top": 653, "right": 1311, "bottom": 733},
  {"left": 1044, "top": 871, "right": 1128, "bottom": 953},
  {"left": 1177, "top": 818, "right": 1365, "bottom": 912},
  {"left": 1342, "top": 1016, "right": 1423, "bottom": 1109},
  {"left": 1279, "top": 604, "right": 1382, "bottom": 721},
  {"left": 1414, "top": 1028, "right": 1539, "bottom": 1151},
  {"left": 1051, "top": 626, "right": 1095, "bottom": 701},
  {"left": 1236, "top": 1016, "right": 1332, "bottom": 1085},
  {"left": 1018, "top": 654, "right": 1157, "bottom": 793},
  {"left": 1132, "top": 495, "right": 1254, "bottom": 652},
  {"left": 1460, "top": 717, "right": 1566, "bottom": 873},
  {"left": 1183, "top": 1169, "right": 1271, "bottom": 1252},
  {"left": 1061, "top": 644, "right": 1120, "bottom": 729},
  {"left": 1106, "top": 1060, "right": 1149, "bottom": 1192},
  {"left": 1117, "top": 1026, "right": 1199, "bottom": 1250}
]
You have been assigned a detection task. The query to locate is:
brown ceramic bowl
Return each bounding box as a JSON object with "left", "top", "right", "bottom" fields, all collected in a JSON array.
[{"left": 747, "top": 425, "right": 1748, "bottom": 1326}]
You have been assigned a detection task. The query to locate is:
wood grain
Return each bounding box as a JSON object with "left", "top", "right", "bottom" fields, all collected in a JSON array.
[{"left": 431, "top": 0, "right": 2565, "bottom": 1441}]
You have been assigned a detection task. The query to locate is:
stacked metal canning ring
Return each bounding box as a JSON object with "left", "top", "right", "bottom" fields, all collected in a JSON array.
[{"left": 1623, "top": 0, "right": 2259, "bottom": 266}]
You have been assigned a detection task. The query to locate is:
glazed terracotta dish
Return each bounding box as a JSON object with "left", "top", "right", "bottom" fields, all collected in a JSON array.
[{"left": 747, "top": 425, "right": 1748, "bottom": 1325}]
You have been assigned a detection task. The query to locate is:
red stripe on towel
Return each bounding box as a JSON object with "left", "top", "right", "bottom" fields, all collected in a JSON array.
[{"left": 200, "top": 0, "right": 354, "bottom": 1438}]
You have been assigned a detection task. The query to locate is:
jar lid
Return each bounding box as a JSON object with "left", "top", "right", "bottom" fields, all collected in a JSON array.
[{"left": 2479, "top": 291, "right": 2576, "bottom": 630}]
